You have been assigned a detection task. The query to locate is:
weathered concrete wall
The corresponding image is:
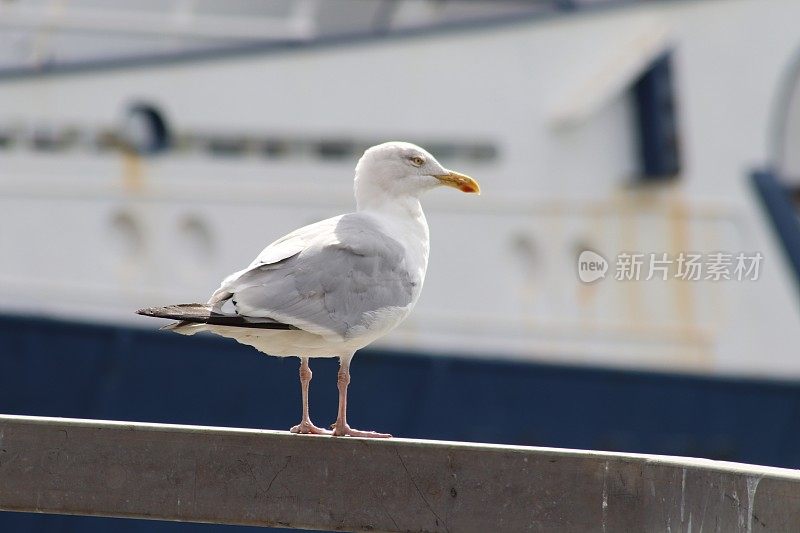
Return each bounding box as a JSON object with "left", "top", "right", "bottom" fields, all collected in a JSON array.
[{"left": 0, "top": 415, "right": 798, "bottom": 531}]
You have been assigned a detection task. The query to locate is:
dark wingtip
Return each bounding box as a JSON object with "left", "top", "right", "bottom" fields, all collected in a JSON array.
[{"left": 135, "top": 303, "right": 296, "bottom": 330}]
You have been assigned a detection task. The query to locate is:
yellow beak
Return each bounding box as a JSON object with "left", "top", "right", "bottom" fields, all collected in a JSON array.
[{"left": 435, "top": 170, "right": 481, "bottom": 194}]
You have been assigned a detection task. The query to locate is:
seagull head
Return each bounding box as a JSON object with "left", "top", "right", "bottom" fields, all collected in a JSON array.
[{"left": 354, "top": 142, "right": 480, "bottom": 210}]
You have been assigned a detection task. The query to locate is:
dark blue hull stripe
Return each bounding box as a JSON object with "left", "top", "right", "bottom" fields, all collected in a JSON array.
[{"left": 2, "top": 313, "right": 799, "bottom": 531}]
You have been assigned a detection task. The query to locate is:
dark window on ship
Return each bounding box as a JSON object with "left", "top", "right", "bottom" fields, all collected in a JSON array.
[
  {"left": 633, "top": 52, "right": 681, "bottom": 180},
  {"left": 121, "top": 102, "right": 171, "bottom": 155}
]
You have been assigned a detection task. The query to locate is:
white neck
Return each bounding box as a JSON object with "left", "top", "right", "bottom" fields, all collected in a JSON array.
[
  {"left": 355, "top": 181, "right": 430, "bottom": 260},
  {"left": 355, "top": 181, "right": 423, "bottom": 219}
]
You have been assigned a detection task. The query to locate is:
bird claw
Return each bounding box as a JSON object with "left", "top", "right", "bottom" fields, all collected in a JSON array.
[
  {"left": 290, "top": 421, "right": 332, "bottom": 435},
  {"left": 331, "top": 422, "right": 392, "bottom": 438}
]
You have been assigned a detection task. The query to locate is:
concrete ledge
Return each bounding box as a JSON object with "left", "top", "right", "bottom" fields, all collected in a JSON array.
[{"left": 1, "top": 415, "right": 799, "bottom": 531}]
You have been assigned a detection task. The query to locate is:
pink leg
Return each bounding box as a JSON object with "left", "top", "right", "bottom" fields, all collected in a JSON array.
[
  {"left": 331, "top": 356, "right": 391, "bottom": 438},
  {"left": 290, "top": 357, "right": 331, "bottom": 435}
]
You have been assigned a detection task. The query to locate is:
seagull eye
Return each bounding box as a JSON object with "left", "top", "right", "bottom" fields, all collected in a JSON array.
[{"left": 410, "top": 156, "right": 425, "bottom": 167}]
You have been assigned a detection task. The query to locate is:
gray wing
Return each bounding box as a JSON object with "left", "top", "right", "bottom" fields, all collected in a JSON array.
[
  {"left": 218, "top": 215, "right": 417, "bottom": 340},
  {"left": 208, "top": 215, "right": 342, "bottom": 305}
]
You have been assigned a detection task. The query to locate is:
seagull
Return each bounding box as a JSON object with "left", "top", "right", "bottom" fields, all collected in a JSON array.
[{"left": 137, "top": 141, "right": 480, "bottom": 438}]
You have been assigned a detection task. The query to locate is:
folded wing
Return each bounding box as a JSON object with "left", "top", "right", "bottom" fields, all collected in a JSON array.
[{"left": 212, "top": 214, "right": 417, "bottom": 340}]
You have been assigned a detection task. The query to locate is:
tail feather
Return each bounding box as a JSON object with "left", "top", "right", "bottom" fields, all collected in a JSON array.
[
  {"left": 159, "top": 320, "right": 204, "bottom": 335},
  {"left": 136, "top": 303, "right": 297, "bottom": 331}
]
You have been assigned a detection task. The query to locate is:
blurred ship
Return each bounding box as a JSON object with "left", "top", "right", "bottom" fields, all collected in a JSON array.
[{"left": 2, "top": 0, "right": 800, "bottom": 487}]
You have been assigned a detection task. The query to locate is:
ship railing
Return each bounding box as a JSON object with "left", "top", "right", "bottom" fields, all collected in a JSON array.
[{"left": 1, "top": 414, "right": 799, "bottom": 531}]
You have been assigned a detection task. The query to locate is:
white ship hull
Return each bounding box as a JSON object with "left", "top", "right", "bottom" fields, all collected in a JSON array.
[{"left": 1, "top": 0, "right": 799, "bottom": 378}]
